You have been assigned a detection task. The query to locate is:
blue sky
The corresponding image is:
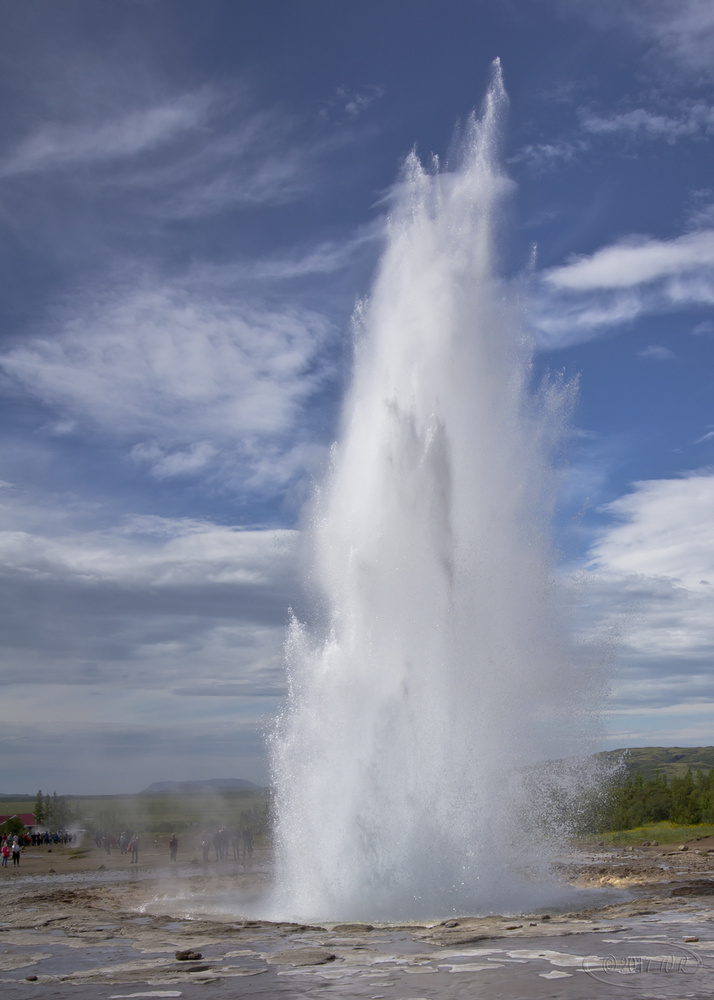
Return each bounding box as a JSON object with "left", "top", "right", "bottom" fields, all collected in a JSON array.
[{"left": 1, "top": 0, "right": 713, "bottom": 794}]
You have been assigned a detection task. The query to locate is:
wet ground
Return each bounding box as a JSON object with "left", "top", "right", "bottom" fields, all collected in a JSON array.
[{"left": 3, "top": 841, "right": 714, "bottom": 999}]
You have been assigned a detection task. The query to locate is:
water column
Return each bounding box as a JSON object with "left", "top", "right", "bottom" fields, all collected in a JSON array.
[{"left": 269, "top": 62, "right": 599, "bottom": 921}]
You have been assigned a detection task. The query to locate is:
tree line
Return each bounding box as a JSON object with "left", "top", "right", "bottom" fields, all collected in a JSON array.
[
  {"left": 599, "top": 769, "right": 714, "bottom": 831},
  {"left": 34, "top": 790, "right": 72, "bottom": 830}
]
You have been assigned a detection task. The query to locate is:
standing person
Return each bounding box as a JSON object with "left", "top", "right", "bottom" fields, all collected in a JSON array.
[
  {"left": 168, "top": 834, "right": 178, "bottom": 861},
  {"left": 1, "top": 841, "right": 9, "bottom": 867},
  {"left": 11, "top": 839, "right": 21, "bottom": 866},
  {"left": 129, "top": 834, "right": 139, "bottom": 864}
]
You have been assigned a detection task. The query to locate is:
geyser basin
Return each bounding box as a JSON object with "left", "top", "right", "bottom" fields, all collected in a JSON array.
[{"left": 269, "top": 62, "right": 605, "bottom": 923}]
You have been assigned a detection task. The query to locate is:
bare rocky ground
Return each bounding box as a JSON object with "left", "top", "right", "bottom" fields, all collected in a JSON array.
[{"left": 2, "top": 838, "right": 714, "bottom": 998}]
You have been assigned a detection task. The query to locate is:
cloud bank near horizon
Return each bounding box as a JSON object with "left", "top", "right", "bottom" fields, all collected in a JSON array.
[{"left": 577, "top": 472, "right": 714, "bottom": 745}]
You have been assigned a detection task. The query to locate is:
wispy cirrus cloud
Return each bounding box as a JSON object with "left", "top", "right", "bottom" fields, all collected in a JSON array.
[
  {"left": 514, "top": 2, "right": 714, "bottom": 180},
  {"left": 0, "top": 269, "right": 339, "bottom": 491},
  {"left": 580, "top": 102, "right": 714, "bottom": 144},
  {"left": 212, "top": 223, "right": 383, "bottom": 283},
  {"left": 509, "top": 138, "right": 588, "bottom": 173},
  {"left": 562, "top": 0, "right": 714, "bottom": 78},
  {"left": 639, "top": 344, "right": 675, "bottom": 361},
  {"left": 512, "top": 99, "right": 712, "bottom": 177},
  {"left": 686, "top": 198, "right": 714, "bottom": 229},
  {"left": 130, "top": 441, "right": 218, "bottom": 479},
  {"left": 693, "top": 320, "right": 714, "bottom": 336},
  {"left": 635, "top": 0, "right": 714, "bottom": 77},
  {"left": 319, "top": 84, "right": 385, "bottom": 125},
  {"left": 532, "top": 229, "right": 714, "bottom": 346},
  {"left": 0, "top": 88, "right": 218, "bottom": 178},
  {"left": 0, "top": 81, "right": 345, "bottom": 223}
]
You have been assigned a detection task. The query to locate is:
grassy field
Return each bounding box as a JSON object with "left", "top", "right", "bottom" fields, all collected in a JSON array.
[
  {"left": 595, "top": 821, "right": 714, "bottom": 846},
  {"left": 0, "top": 796, "right": 34, "bottom": 815},
  {"left": 597, "top": 746, "right": 714, "bottom": 781}
]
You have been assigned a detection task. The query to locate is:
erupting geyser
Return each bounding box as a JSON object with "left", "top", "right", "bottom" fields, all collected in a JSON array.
[{"left": 269, "top": 63, "right": 603, "bottom": 922}]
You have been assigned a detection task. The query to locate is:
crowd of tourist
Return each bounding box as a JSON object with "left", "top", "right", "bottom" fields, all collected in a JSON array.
[
  {"left": 91, "top": 825, "right": 256, "bottom": 864},
  {"left": 1, "top": 828, "right": 76, "bottom": 868},
  {"left": 29, "top": 830, "right": 75, "bottom": 846}
]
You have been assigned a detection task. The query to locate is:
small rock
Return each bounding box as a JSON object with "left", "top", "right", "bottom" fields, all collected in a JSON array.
[
  {"left": 98, "top": 864, "right": 106, "bottom": 870},
  {"left": 442, "top": 919, "right": 460, "bottom": 927},
  {"left": 175, "top": 950, "right": 203, "bottom": 961},
  {"left": 684, "top": 936, "right": 699, "bottom": 943},
  {"left": 332, "top": 922, "right": 374, "bottom": 932},
  {"left": 529, "top": 922, "right": 538, "bottom": 926},
  {"left": 541, "top": 914, "right": 551, "bottom": 921},
  {"left": 48, "top": 868, "right": 56, "bottom": 873},
  {"left": 505, "top": 924, "right": 522, "bottom": 930},
  {"left": 642, "top": 841, "right": 651, "bottom": 847},
  {"left": 678, "top": 844, "right": 689, "bottom": 851},
  {"left": 652, "top": 840, "right": 658, "bottom": 846},
  {"left": 25, "top": 975, "right": 38, "bottom": 981}
]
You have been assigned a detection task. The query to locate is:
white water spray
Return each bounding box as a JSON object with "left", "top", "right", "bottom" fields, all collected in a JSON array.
[{"left": 269, "top": 64, "right": 602, "bottom": 922}]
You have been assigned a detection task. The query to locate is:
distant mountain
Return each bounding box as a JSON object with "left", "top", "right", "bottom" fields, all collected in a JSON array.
[
  {"left": 139, "top": 778, "right": 263, "bottom": 795},
  {"left": 598, "top": 746, "right": 714, "bottom": 781}
]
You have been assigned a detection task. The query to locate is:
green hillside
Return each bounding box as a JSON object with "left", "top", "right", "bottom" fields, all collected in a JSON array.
[{"left": 598, "top": 746, "right": 714, "bottom": 781}]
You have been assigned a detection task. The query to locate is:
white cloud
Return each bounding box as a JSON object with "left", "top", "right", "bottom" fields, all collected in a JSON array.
[
  {"left": 0, "top": 512, "right": 297, "bottom": 591},
  {"left": 638, "top": 344, "right": 675, "bottom": 360},
  {"left": 588, "top": 474, "right": 714, "bottom": 589},
  {"left": 544, "top": 230, "right": 714, "bottom": 291},
  {"left": 580, "top": 103, "right": 714, "bottom": 143},
  {"left": 532, "top": 229, "right": 714, "bottom": 345}
]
